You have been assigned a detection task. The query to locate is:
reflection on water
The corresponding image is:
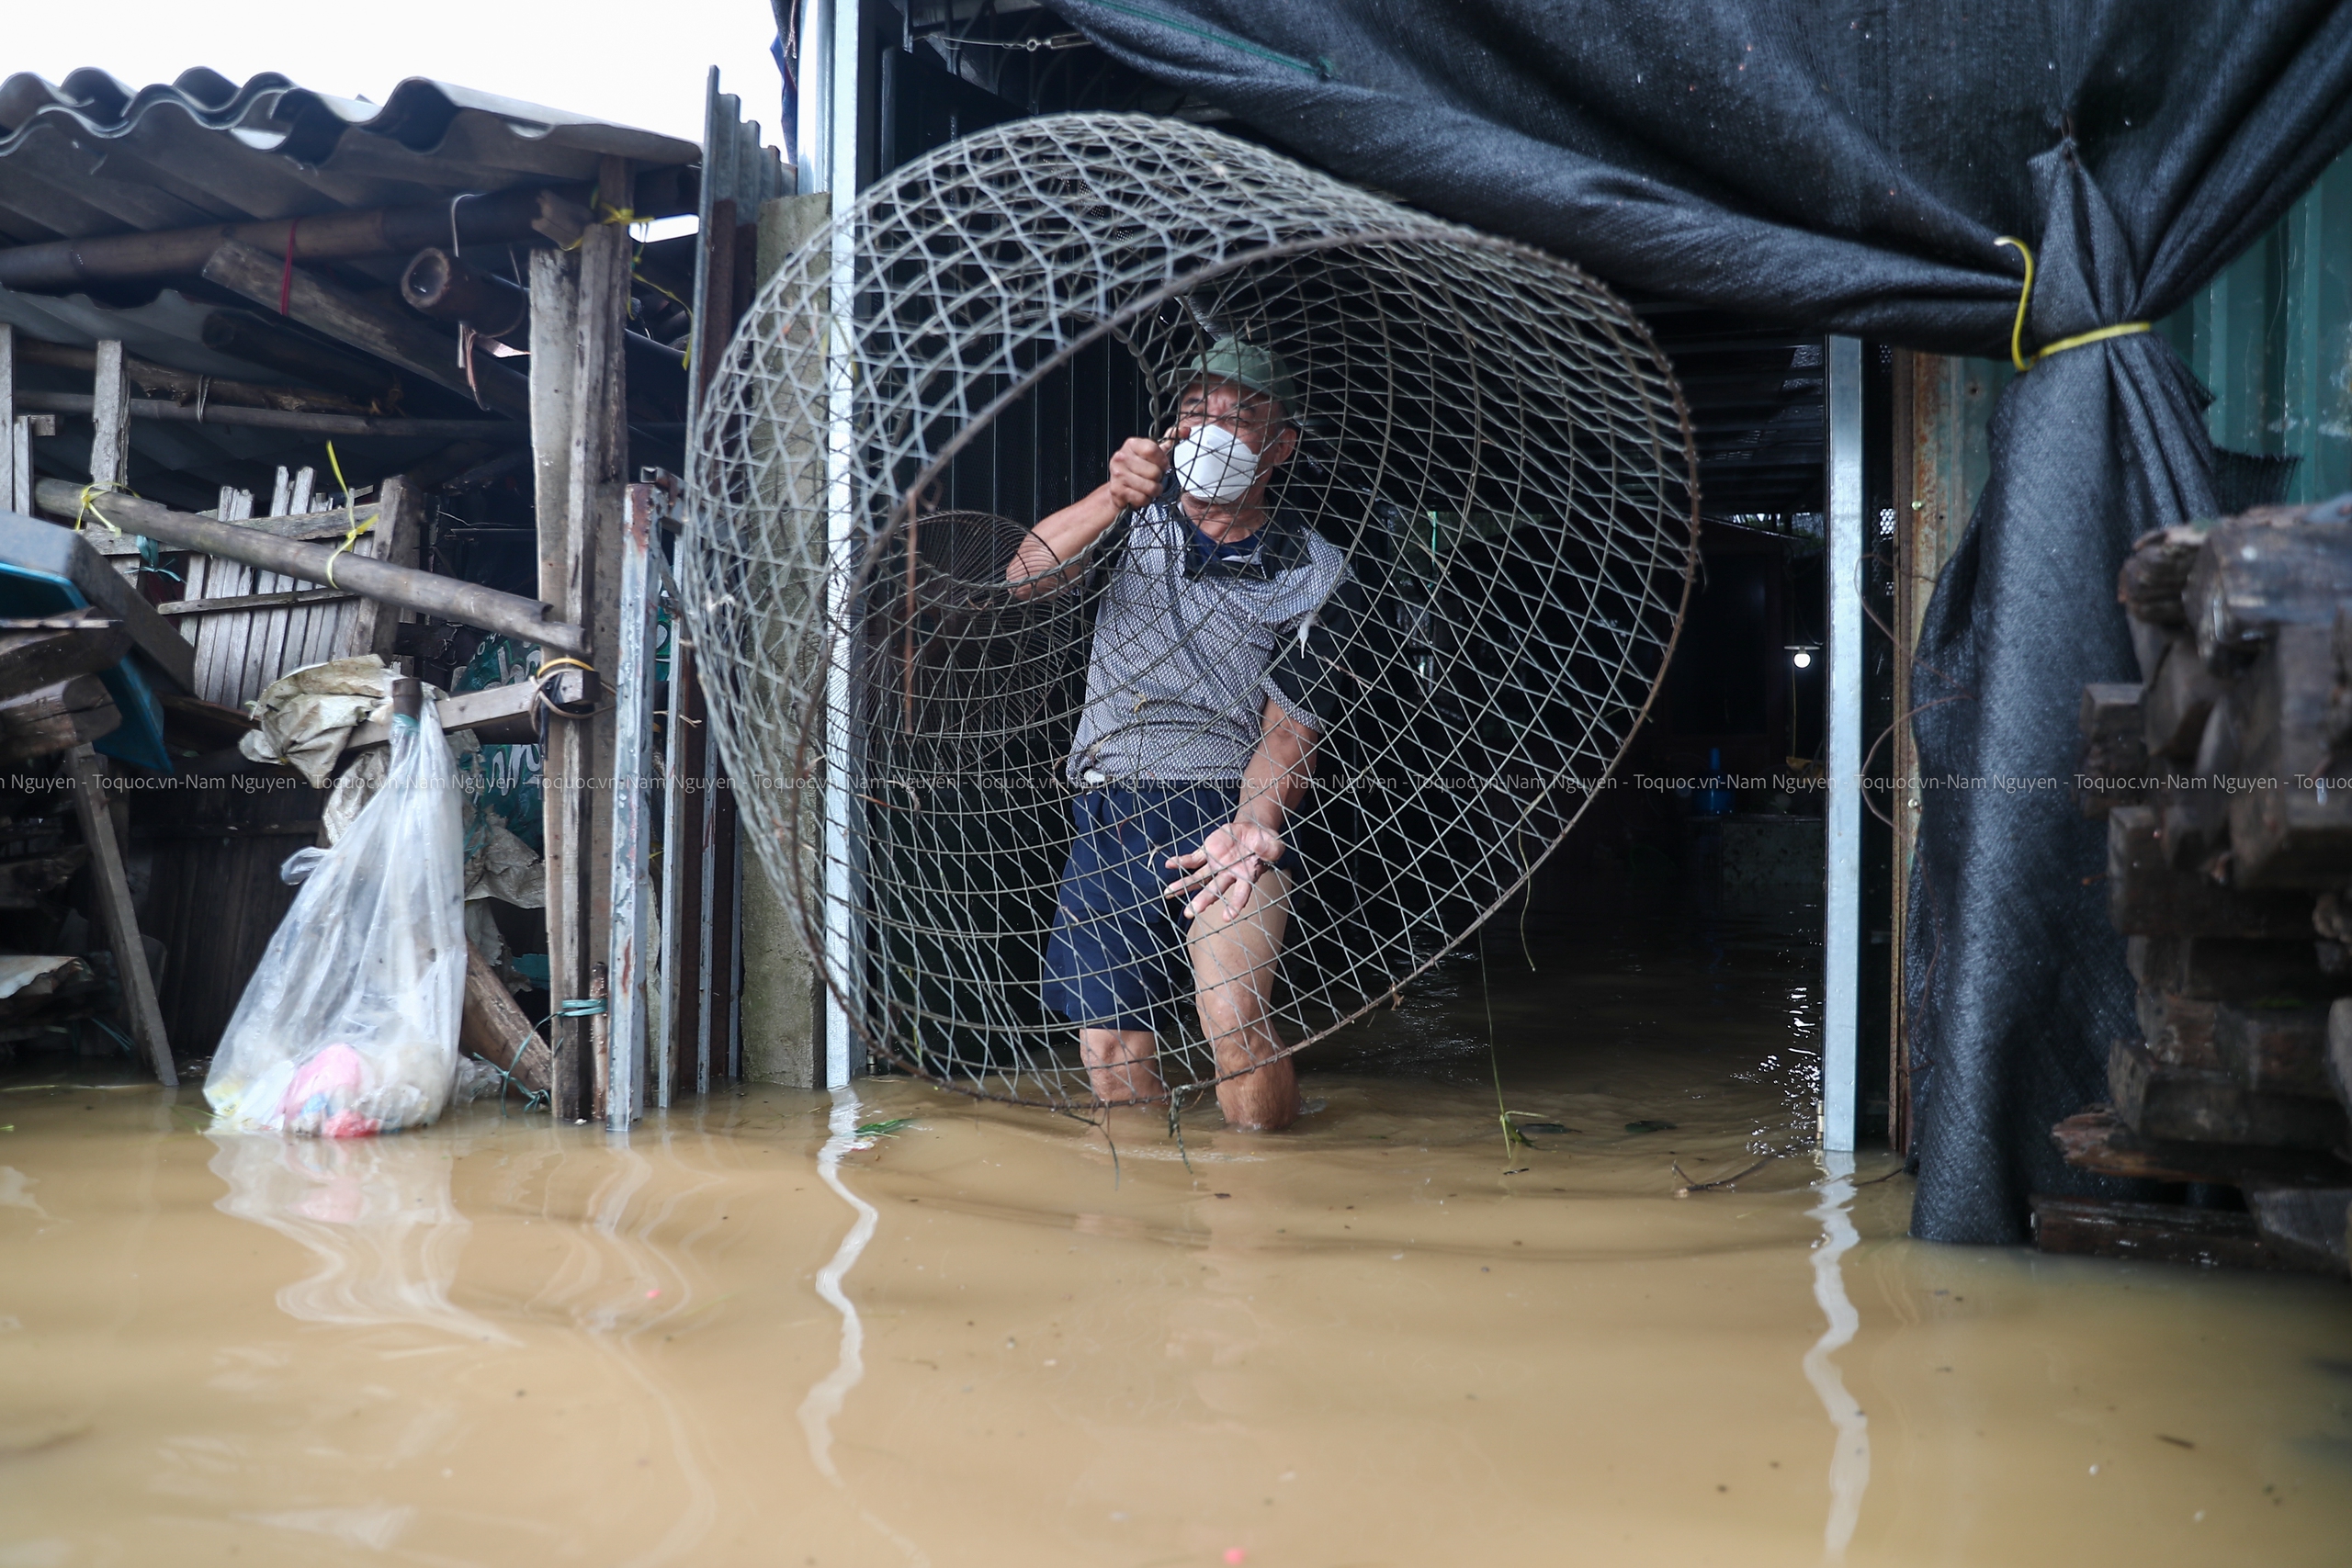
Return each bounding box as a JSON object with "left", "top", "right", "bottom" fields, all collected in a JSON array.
[
  {"left": 1, "top": 907, "right": 2346, "bottom": 1566},
  {"left": 207, "top": 1128, "right": 514, "bottom": 1344},
  {"left": 1804, "top": 1151, "right": 1871, "bottom": 1560},
  {"left": 798, "top": 1089, "right": 876, "bottom": 1484}
]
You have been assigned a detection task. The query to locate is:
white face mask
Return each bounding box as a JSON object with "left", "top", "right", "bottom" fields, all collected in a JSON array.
[{"left": 1170, "top": 423, "right": 1262, "bottom": 504}]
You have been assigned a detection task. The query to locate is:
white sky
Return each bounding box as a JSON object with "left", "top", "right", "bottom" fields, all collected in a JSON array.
[{"left": 6, "top": 0, "right": 786, "bottom": 148}]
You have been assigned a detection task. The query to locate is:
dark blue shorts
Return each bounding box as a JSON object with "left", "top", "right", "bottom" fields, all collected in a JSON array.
[{"left": 1042, "top": 784, "right": 1239, "bottom": 1033}]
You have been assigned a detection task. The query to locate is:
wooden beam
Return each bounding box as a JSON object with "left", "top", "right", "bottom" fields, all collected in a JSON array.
[
  {"left": 0, "top": 622, "right": 130, "bottom": 700},
  {"left": 605, "top": 484, "right": 660, "bottom": 1129},
  {"left": 537, "top": 154, "right": 636, "bottom": 1122},
  {"left": 0, "top": 324, "right": 15, "bottom": 514},
  {"left": 200, "top": 241, "right": 531, "bottom": 419},
  {"left": 0, "top": 676, "right": 120, "bottom": 761},
  {"left": 2030, "top": 1193, "right": 2330, "bottom": 1273},
  {"left": 531, "top": 244, "right": 590, "bottom": 1120},
  {"left": 65, "top": 744, "right": 173, "bottom": 1085},
  {"left": 159, "top": 588, "right": 356, "bottom": 617},
  {"left": 343, "top": 673, "right": 585, "bottom": 752},
  {"left": 462, "top": 941, "right": 552, "bottom": 1096},
  {"left": 89, "top": 341, "right": 130, "bottom": 492},
  {"left": 0, "top": 507, "right": 194, "bottom": 692},
  {"left": 0, "top": 173, "right": 695, "bottom": 292},
  {"left": 352, "top": 476, "right": 424, "bottom": 661},
  {"left": 31, "top": 479, "right": 585, "bottom": 659}
]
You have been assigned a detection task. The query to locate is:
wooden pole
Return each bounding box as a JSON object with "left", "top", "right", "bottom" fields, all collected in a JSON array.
[
  {"left": 574, "top": 158, "right": 633, "bottom": 1119},
  {"left": 89, "top": 341, "right": 131, "bottom": 492},
  {"left": 13, "top": 391, "right": 521, "bottom": 441},
  {"left": 605, "top": 485, "right": 659, "bottom": 1131},
  {"left": 530, "top": 244, "right": 588, "bottom": 1121},
  {"left": 66, "top": 745, "right": 173, "bottom": 1085},
  {"left": 201, "top": 241, "right": 531, "bottom": 418},
  {"left": 353, "top": 476, "right": 424, "bottom": 661},
  {"left": 0, "top": 176, "right": 693, "bottom": 292},
  {"left": 29, "top": 479, "right": 584, "bottom": 657},
  {"left": 660, "top": 609, "right": 698, "bottom": 1104},
  {"left": 0, "top": 324, "right": 15, "bottom": 514}
]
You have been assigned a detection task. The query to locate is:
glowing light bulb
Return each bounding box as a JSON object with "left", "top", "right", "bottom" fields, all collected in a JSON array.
[{"left": 1792, "top": 649, "right": 1813, "bottom": 669}]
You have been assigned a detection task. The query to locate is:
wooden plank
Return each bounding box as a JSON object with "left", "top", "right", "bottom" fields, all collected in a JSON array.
[
  {"left": 2136, "top": 987, "right": 2224, "bottom": 1071},
  {"left": 2051, "top": 1105, "right": 2352, "bottom": 1187},
  {"left": 2143, "top": 636, "right": 2224, "bottom": 761},
  {"left": 530, "top": 244, "right": 589, "bottom": 1120},
  {"left": 0, "top": 676, "right": 119, "bottom": 761},
  {"left": 2244, "top": 1187, "right": 2352, "bottom": 1274},
  {"left": 2105, "top": 805, "right": 2313, "bottom": 937},
  {"left": 2324, "top": 998, "right": 2352, "bottom": 1113},
  {"left": 0, "top": 324, "right": 14, "bottom": 514},
  {"left": 7, "top": 418, "right": 29, "bottom": 517},
  {"left": 2213, "top": 1001, "right": 2336, "bottom": 1100},
  {"left": 2075, "top": 681, "right": 2148, "bottom": 817},
  {"left": 161, "top": 588, "right": 356, "bottom": 618},
  {"left": 660, "top": 633, "right": 698, "bottom": 1105},
  {"left": 2183, "top": 507, "right": 2352, "bottom": 670},
  {"left": 349, "top": 475, "right": 423, "bottom": 661},
  {"left": 200, "top": 241, "right": 530, "bottom": 418},
  {"left": 2126, "top": 932, "right": 2339, "bottom": 1003},
  {"left": 2110, "top": 1035, "right": 2350, "bottom": 1147},
  {"left": 605, "top": 485, "right": 659, "bottom": 1130},
  {"left": 0, "top": 509, "right": 193, "bottom": 691},
  {"left": 0, "top": 844, "right": 85, "bottom": 909},
  {"left": 2117, "top": 522, "right": 2209, "bottom": 629},
  {"left": 461, "top": 941, "right": 552, "bottom": 1095},
  {"left": 0, "top": 624, "right": 131, "bottom": 702},
  {"left": 345, "top": 676, "right": 579, "bottom": 752},
  {"left": 554, "top": 154, "right": 634, "bottom": 1121},
  {"left": 2029, "top": 1193, "right": 2325, "bottom": 1272},
  {"left": 66, "top": 744, "right": 172, "bottom": 1084},
  {"left": 89, "top": 340, "right": 130, "bottom": 491}
]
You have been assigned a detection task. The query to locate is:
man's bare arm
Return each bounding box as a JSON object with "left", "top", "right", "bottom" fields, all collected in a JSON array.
[
  {"left": 1235, "top": 696, "right": 1316, "bottom": 841},
  {"left": 1168, "top": 695, "right": 1317, "bottom": 920},
  {"left": 1007, "top": 435, "right": 1169, "bottom": 598}
]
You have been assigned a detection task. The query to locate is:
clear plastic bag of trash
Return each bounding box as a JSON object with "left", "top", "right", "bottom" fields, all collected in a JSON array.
[{"left": 205, "top": 694, "right": 466, "bottom": 1137}]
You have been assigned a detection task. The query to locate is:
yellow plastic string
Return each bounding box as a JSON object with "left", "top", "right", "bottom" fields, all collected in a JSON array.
[
  {"left": 1994, "top": 236, "right": 2152, "bottom": 369},
  {"left": 74, "top": 479, "right": 129, "bottom": 536},
  {"left": 322, "top": 441, "right": 370, "bottom": 589},
  {"left": 2036, "top": 321, "right": 2151, "bottom": 361},
  {"left": 1995, "top": 236, "right": 2035, "bottom": 372}
]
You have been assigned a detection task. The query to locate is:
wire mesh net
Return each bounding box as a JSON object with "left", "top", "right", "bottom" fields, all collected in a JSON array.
[{"left": 684, "top": 114, "right": 1697, "bottom": 1112}]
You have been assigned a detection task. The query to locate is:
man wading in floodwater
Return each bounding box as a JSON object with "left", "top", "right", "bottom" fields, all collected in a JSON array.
[{"left": 1007, "top": 340, "right": 1347, "bottom": 1132}]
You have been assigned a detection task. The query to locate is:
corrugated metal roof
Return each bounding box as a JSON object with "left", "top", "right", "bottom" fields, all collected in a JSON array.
[
  {"left": 0, "top": 70, "right": 698, "bottom": 244},
  {"left": 0, "top": 70, "right": 702, "bottom": 508}
]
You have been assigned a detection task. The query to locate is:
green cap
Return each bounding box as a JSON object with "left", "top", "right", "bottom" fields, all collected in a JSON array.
[{"left": 1183, "top": 336, "right": 1298, "bottom": 413}]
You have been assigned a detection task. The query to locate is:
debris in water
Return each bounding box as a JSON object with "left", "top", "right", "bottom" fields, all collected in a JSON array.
[
  {"left": 1624, "top": 1119, "right": 1677, "bottom": 1134},
  {"left": 855, "top": 1118, "right": 916, "bottom": 1139}
]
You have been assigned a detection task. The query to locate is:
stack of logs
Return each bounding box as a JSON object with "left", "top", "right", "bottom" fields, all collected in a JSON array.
[{"left": 2040, "top": 490, "right": 2352, "bottom": 1278}]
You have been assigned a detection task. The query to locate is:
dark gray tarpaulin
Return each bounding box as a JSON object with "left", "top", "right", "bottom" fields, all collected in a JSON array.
[{"left": 1050, "top": 0, "right": 2352, "bottom": 1243}]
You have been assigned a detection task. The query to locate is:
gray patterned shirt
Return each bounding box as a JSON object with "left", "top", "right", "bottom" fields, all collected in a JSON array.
[{"left": 1068, "top": 490, "right": 1349, "bottom": 784}]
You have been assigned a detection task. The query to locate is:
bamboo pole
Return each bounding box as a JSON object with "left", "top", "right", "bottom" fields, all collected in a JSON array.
[
  {"left": 13, "top": 391, "right": 525, "bottom": 441},
  {"left": 29, "top": 479, "right": 585, "bottom": 657}
]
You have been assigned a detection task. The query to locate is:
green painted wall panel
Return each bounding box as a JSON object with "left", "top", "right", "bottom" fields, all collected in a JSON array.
[{"left": 2160, "top": 149, "right": 2352, "bottom": 503}]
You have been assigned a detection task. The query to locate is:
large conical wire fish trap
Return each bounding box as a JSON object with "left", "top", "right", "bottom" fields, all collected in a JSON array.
[{"left": 683, "top": 114, "right": 1698, "bottom": 1111}]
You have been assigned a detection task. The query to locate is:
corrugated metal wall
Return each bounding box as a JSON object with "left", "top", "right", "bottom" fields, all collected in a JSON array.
[{"left": 2160, "top": 147, "right": 2352, "bottom": 503}]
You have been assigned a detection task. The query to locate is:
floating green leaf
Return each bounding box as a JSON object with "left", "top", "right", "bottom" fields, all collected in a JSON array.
[{"left": 855, "top": 1118, "right": 916, "bottom": 1139}]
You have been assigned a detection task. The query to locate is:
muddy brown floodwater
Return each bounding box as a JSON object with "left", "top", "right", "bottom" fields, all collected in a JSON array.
[{"left": 3, "top": 911, "right": 2348, "bottom": 1567}]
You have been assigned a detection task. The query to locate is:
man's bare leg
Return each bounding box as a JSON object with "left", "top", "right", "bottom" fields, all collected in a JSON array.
[
  {"left": 1189, "top": 867, "right": 1297, "bottom": 1131},
  {"left": 1080, "top": 1028, "right": 1164, "bottom": 1109}
]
